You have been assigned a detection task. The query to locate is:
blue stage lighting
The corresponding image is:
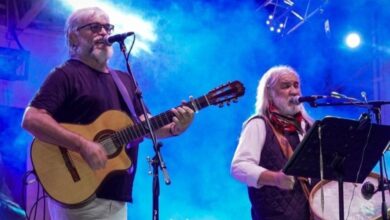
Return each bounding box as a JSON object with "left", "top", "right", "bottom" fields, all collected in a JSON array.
[{"left": 345, "top": 32, "right": 361, "bottom": 49}]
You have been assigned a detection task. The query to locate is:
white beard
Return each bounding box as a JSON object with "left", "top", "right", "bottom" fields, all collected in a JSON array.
[
  {"left": 91, "top": 45, "right": 113, "bottom": 64},
  {"left": 272, "top": 94, "right": 301, "bottom": 116},
  {"left": 77, "top": 37, "right": 113, "bottom": 65}
]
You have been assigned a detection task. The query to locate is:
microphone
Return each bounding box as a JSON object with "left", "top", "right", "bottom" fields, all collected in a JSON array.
[
  {"left": 290, "top": 95, "right": 326, "bottom": 105},
  {"left": 331, "top": 91, "right": 360, "bottom": 101},
  {"left": 104, "top": 32, "right": 134, "bottom": 45},
  {"left": 361, "top": 91, "right": 368, "bottom": 103},
  {"left": 330, "top": 91, "right": 347, "bottom": 99},
  {"left": 361, "top": 181, "right": 376, "bottom": 200}
]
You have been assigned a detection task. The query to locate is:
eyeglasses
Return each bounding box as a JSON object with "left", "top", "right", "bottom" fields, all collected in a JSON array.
[{"left": 77, "top": 23, "right": 115, "bottom": 34}]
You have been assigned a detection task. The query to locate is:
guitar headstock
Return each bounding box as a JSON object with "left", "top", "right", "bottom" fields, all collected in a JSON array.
[{"left": 206, "top": 80, "right": 245, "bottom": 107}]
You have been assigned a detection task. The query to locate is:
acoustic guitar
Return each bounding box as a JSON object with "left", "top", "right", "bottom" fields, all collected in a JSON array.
[{"left": 30, "top": 81, "right": 245, "bottom": 206}]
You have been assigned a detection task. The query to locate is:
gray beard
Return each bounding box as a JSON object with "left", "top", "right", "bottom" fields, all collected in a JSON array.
[
  {"left": 91, "top": 46, "right": 113, "bottom": 64},
  {"left": 76, "top": 40, "right": 113, "bottom": 65},
  {"left": 272, "top": 95, "right": 301, "bottom": 116}
]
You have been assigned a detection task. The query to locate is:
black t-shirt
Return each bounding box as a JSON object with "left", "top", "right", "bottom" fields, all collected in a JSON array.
[{"left": 30, "top": 59, "right": 145, "bottom": 202}]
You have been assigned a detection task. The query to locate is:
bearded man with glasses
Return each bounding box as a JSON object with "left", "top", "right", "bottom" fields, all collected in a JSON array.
[{"left": 22, "top": 7, "right": 194, "bottom": 220}]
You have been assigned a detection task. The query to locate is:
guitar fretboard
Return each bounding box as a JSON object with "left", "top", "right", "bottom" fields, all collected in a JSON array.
[{"left": 111, "top": 95, "right": 210, "bottom": 146}]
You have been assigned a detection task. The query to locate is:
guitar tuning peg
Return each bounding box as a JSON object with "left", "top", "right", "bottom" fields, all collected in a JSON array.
[
  {"left": 226, "top": 101, "right": 231, "bottom": 106},
  {"left": 218, "top": 103, "right": 224, "bottom": 108},
  {"left": 233, "top": 98, "right": 238, "bottom": 103}
]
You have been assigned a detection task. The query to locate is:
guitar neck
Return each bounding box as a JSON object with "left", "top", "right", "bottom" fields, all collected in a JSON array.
[{"left": 114, "top": 95, "right": 210, "bottom": 145}]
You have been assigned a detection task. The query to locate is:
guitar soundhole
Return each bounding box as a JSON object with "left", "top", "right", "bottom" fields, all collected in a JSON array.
[
  {"left": 94, "top": 130, "right": 113, "bottom": 141},
  {"left": 94, "top": 130, "right": 122, "bottom": 159}
]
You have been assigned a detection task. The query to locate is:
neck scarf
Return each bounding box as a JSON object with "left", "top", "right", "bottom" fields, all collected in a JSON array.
[{"left": 267, "top": 103, "right": 304, "bottom": 134}]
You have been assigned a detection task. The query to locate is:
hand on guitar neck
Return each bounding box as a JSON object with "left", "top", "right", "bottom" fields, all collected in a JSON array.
[{"left": 170, "top": 101, "right": 195, "bottom": 135}]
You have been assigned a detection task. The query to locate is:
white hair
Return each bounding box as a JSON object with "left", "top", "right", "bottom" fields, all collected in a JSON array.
[{"left": 254, "top": 65, "right": 313, "bottom": 124}]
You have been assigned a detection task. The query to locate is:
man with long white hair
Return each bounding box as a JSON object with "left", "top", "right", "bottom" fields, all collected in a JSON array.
[
  {"left": 22, "top": 7, "right": 194, "bottom": 220},
  {"left": 231, "top": 65, "right": 313, "bottom": 220}
]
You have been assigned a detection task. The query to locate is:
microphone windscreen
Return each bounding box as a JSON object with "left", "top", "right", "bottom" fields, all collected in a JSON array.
[
  {"left": 290, "top": 96, "right": 300, "bottom": 105},
  {"left": 361, "top": 181, "right": 375, "bottom": 200}
]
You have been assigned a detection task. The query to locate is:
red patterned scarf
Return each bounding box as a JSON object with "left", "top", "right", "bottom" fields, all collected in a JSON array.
[{"left": 267, "top": 103, "right": 304, "bottom": 134}]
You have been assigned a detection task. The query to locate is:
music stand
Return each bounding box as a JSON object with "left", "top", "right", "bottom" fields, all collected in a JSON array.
[{"left": 283, "top": 116, "right": 390, "bottom": 220}]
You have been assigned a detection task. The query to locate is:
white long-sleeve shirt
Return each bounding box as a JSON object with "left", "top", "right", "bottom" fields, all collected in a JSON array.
[
  {"left": 231, "top": 118, "right": 267, "bottom": 188},
  {"left": 231, "top": 117, "right": 305, "bottom": 188}
]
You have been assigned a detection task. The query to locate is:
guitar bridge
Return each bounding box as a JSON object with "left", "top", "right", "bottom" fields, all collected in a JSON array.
[{"left": 60, "top": 147, "right": 81, "bottom": 182}]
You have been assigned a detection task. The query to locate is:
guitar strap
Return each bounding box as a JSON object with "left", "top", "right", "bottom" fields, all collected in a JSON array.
[{"left": 110, "top": 69, "right": 140, "bottom": 123}]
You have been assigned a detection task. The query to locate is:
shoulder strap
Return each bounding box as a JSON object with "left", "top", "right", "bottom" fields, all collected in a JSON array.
[
  {"left": 243, "top": 115, "right": 264, "bottom": 128},
  {"left": 110, "top": 69, "right": 140, "bottom": 123}
]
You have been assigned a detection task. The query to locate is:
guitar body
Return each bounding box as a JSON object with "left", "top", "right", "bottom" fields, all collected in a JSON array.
[{"left": 31, "top": 110, "right": 133, "bottom": 206}]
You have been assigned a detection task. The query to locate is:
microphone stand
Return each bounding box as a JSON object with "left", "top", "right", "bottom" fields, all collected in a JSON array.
[
  {"left": 371, "top": 103, "right": 387, "bottom": 220},
  {"left": 311, "top": 99, "right": 390, "bottom": 219},
  {"left": 117, "top": 40, "right": 171, "bottom": 220}
]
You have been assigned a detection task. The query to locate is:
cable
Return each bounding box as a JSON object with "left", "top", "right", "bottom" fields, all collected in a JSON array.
[
  {"left": 383, "top": 158, "right": 390, "bottom": 198},
  {"left": 27, "top": 195, "right": 47, "bottom": 220},
  {"left": 43, "top": 191, "right": 46, "bottom": 220},
  {"left": 126, "top": 35, "right": 136, "bottom": 61},
  {"left": 23, "top": 170, "right": 47, "bottom": 220},
  {"left": 22, "top": 170, "right": 36, "bottom": 220},
  {"left": 345, "top": 183, "right": 356, "bottom": 220},
  {"left": 33, "top": 181, "right": 40, "bottom": 220},
  {"left": 345, "top": 115, "right": 373, "bottom": 220},
  {"left": 22, "top": 170, "right": 34, "bottom": 215},
  {"left": 318, "top": 124, "right": 324, "bottom": 216},
  {"left": 354, "top": 122, "right": 373, "bottom": 183}
]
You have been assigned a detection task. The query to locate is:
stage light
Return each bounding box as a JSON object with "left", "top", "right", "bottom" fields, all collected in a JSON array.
[
  {"left": 345, "top": 32, "right": 361, "bottom": 49},
  {"left": 260, "top": 0, "right": 328, "bottom": 36}
]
